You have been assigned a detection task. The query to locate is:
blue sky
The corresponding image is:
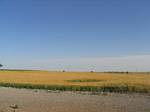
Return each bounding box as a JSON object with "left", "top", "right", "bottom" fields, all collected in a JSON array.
[{"left": 0, "top": 0, "right": 150, "bottom": 71}]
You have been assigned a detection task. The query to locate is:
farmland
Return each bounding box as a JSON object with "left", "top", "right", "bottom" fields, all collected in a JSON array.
[{"left": 0, "top": 70, "right": 150, "bottom": 93}]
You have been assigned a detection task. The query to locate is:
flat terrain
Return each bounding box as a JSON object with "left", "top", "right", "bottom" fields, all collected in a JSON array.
[
  {"left": 0, "top": 71, "right": 150, "bottom": 92},
  {"left": 0, "top": 71, "right": 150, "bottom": 112},
  {"left": 0, "top": 87, "right": 150, "bottom": 112}
]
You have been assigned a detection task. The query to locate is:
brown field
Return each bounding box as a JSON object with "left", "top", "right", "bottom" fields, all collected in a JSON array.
[{"left": 0, "top": 70, "right": 150, "bottom": 92}]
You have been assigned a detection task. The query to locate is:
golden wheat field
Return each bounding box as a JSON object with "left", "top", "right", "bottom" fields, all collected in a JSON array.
[{"left": 0, "top": 70, "right": 150, "bottom": 91}]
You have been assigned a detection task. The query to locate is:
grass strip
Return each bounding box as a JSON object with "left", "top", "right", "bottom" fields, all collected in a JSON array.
[
  {"left": 67, "top": 79, "right": 104, "bottom": 83},
  {"left": 0, "top": 82, "right": 149, "bottom": 93}
]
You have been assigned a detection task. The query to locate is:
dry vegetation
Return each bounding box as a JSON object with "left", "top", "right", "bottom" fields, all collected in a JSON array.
[{"left": 0, "top": 70, "right": 150, "bottom": 93}]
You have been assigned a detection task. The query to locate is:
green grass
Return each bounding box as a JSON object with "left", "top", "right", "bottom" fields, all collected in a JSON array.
[
  {"left": 67, "top": 79, "right": 104, "bottom": 83},
  {"left": 0, "top": 82, "right": 149, "bottom": 93}
]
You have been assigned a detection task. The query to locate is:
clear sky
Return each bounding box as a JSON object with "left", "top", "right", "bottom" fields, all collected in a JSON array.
[{"left": 0, "top": 0, "right": 150, "bottom": 71}]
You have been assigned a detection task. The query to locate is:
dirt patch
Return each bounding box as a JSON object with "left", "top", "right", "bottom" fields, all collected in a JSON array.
[{"left": 0, "top": 87, "right": 150, "bottom": 112}]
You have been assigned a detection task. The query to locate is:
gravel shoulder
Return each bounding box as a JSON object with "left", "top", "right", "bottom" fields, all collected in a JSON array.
[{"left": 0, "top": 87, "right": 150, "bottom": 112}]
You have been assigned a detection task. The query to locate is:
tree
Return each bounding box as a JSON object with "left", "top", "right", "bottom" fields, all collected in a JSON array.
[
  {"left": 62, "top": 70, "right": 66, "bottom": 72},
  {"left": 0, "top": 64, "right": 3, "bottom": 68}
]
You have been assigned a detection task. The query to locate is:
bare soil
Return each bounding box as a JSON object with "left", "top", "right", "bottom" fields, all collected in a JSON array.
[{"left": 0, "top": 87, "right": 150, "bottom": 112}]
